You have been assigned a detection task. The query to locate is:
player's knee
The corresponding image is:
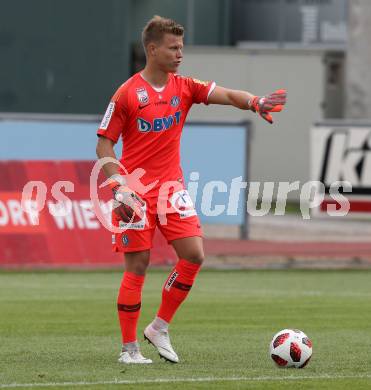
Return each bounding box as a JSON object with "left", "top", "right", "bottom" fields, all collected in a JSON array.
[
  {"left": 124, "top": 251, "right": 150, "bottom": 275},
  {"left": 131, "top": 262, "right": 149, "bottom": 275},
  {"left": 184, "top": 251, "right": 205, "bottom": 265}
]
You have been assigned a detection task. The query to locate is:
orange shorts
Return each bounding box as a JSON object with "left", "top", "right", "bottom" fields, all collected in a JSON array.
[{"left": 112, "top": 188, "right": 202, "bottom": 253}]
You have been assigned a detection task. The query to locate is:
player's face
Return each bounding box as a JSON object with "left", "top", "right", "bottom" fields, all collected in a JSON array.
[{"left": 154, "top": 34, "right": 183, "bottom": 73}]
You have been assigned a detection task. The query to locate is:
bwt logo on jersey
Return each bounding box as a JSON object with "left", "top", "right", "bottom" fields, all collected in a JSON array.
[
  {"left": 315, "top": 127, "right": 371, "bottom": 193},
  {"left": 137, "top": 111, "right": 181, "bottom": 132}
]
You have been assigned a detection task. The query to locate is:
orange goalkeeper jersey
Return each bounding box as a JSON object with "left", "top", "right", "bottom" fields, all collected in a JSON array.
[{"left": 97, "top": 72, "right": 215, "bottom": 197}]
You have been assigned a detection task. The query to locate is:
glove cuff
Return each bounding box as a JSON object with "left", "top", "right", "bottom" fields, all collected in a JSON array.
[
  {"left": 108, "top": 174, "right": 126, "bottom": 190},
  {"left": 247, "top": 96, "right": 259, "bottom": 112}
]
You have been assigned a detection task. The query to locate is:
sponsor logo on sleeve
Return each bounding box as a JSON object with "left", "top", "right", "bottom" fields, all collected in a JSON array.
[
  {"left": 100, "top": 102, "right": 115, "bottom": 130},
  {"left": 192, "top": 78, "right": 208, "bottom": 86}
]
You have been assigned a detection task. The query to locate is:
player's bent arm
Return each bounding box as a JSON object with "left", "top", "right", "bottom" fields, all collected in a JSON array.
[
  {"left": 96, "top": 135, "right": 144, "bottom": 221},
  {"left": 96, "top": 136, "right": 120, "bottom": 179},
  {"left": 207, "top": 86, "right": 254, "bottom": 110}
]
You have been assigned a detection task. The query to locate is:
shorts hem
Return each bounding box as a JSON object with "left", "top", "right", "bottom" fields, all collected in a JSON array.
[
  {"left": 167, "top": 232, "right": 203, "bottom": 245},
  {"left": 113, "top": 245, "right": 153, "bottom": 253}
]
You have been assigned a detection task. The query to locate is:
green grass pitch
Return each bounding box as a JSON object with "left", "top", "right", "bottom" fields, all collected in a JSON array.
[{"left": 0, "top": 269, "right": 370, "bottom": 389}]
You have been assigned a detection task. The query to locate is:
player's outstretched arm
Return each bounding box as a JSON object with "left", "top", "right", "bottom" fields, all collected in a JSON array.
[{"left": 208, "top": 86, "right": 287, "bottom": 124}]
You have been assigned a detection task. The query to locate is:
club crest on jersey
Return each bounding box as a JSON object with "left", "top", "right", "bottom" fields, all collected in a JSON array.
[
  {"left": 136, "top": 87, "right": 149, "bottom": 104},
  {"left": 170, "top": 96, "right": 180, "bottom": 107}
]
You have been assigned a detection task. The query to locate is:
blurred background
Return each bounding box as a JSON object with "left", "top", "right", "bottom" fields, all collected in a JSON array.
[{"left": 1, "top": 0, "right": 371, "bottom": 268}]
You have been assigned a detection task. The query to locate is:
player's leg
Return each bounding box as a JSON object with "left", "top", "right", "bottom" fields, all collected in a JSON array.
[
  {"left": 113, "top": 206, "right": 155, "bottom": 364},
  {"left": 117, "top": 250, "right": 152, "bottom": 364},
  {"left": 144, "top": 210, "right": 203, "bottom": 363},
  {"left": 156, "top": 236, "right": 203, "bottom": 324}
]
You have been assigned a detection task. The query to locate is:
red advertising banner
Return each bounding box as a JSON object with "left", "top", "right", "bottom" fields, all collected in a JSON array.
[{"left": 0, "top": 161, "right": 176, "bottom": 268}]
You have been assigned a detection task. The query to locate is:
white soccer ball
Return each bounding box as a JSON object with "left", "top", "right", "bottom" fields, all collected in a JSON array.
[{"left": 269, "top": 329, "right": 312, "bottom": 368}]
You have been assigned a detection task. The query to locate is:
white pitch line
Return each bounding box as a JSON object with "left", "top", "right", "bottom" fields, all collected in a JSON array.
[{"left": 1, "top": 374, "right": 371, "bottom": 388}]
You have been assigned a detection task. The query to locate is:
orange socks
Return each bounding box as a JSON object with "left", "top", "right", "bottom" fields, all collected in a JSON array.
[
  {"left": 117, "top": 272, "right": 144, "bottom": 344},
  {"left": 117, "top": 261, "right": 201, "bottom": 344},
  {"left": 157, "top": 259, "right": 201, "bottom": 323}
]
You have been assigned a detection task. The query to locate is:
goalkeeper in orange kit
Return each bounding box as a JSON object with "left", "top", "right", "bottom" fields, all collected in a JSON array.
[{"left": 96, "top": 15, "right": 286, "bottom": 364}]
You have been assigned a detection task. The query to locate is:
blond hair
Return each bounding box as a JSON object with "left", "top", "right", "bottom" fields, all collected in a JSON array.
[{"left": 142, "top": 15, "right": 184, "bottom": 51}]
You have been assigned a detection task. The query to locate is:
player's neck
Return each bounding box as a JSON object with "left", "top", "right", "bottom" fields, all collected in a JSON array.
[{"left": 141, "top": 65, "right": 169, "bottom": 89}]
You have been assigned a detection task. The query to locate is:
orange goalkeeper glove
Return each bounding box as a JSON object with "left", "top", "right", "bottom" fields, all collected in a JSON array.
[
  {"left": 109, "top": 175, "right": 145, "bottom": 223},
  {"left": 248, "top": 89, "right": 287, "bottom": 124}
]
